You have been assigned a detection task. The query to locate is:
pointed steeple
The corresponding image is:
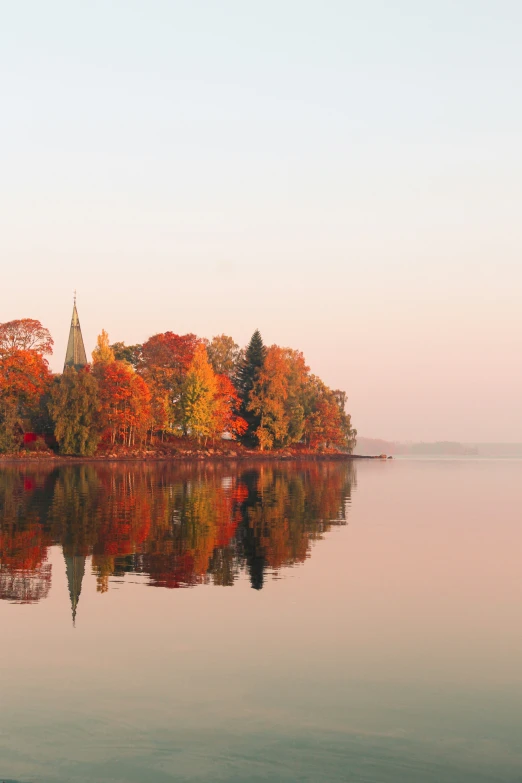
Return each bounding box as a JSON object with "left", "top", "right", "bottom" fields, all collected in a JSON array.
[
  {"left": 64, "top": 292, "right": 88, "bottom": 371},
  {"left": 64, "top": 553, "right": 86, "bottom": 627}
]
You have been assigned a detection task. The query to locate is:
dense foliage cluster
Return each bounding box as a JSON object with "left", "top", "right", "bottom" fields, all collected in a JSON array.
[{"left": 0, "top": 318, "right": 356, "bottom": 455}]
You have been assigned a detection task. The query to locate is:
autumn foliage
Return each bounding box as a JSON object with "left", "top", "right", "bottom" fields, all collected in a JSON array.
[
  {"left": 0, "top": 317, "right": 355, "bottom": 455},
  {"left": 0, "top": 348, "right": 52, "bottom": 452},
  {"left": 95, "top": 360, "right": 151, "bottom": 447},
  {"left": 0, "top": 319, "right": 54, "bottom": 357}
]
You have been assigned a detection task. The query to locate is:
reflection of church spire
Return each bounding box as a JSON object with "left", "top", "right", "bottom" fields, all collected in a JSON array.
[
  {"left": 64, "top": 554, "right": 86, "bottom": 627},
  {"left": 64, "top": 292, "right": 88, "bottom": 371}
]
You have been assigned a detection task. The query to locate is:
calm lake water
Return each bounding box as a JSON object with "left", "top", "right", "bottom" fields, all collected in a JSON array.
[{"left": 1, "top": 459, "right": 521, "bottom": 783}]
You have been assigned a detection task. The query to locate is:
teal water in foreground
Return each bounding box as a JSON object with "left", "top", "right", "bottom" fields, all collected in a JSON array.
[{"left": 0, "top": 459, "right": 521, "bottom": 783}]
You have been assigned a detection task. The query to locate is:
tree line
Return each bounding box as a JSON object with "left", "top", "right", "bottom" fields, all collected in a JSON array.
[{"left": 0, "top": 318, "right": 356, "bottom": 455}]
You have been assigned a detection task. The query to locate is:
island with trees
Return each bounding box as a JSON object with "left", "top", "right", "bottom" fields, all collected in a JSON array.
[{"left": 0, "top": 311, "right": 356, "bottom": 459}]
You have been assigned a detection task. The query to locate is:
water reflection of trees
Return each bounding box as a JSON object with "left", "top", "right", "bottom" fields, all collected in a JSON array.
[
  {"left": 0, "top": 461, "right": 355, "bottom": 613},
  {"left": 0, "top": 467, "right": 54, "bottom": 602}
]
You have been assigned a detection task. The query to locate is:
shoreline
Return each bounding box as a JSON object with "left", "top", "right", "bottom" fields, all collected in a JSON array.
[{"left": 0, "top": 452, "right": 388, "bottom": 465}]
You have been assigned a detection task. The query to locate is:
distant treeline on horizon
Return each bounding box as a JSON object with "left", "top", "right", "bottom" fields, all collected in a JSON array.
[
  {"left": 356, "top": 437, "right": 522, "bottom": 457},
  {"left": 0, "top": 317, "right": 356, "bottom": 456}
]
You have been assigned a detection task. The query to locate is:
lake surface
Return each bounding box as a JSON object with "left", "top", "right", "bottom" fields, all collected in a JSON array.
[{"left": 1, "top": 459, "right": 521, "bottom": 783}]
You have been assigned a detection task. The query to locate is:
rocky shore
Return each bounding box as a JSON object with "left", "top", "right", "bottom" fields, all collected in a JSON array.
[{"left": 0, "top": 442, "right": 391, "bottom": 463}]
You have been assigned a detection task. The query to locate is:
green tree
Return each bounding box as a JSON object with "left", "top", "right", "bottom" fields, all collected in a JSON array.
[
  {"left": 332, "top": 389, "right": 357, "bottom": 452},
  {"left": 110, "top": 342, "right": 143, "bottom": 370},
  {"left": 281, "top": 349, "right": 309, "bottom": 445},
  {"left": 49, "top": 368, "right": 101, "bottom": 455},
  {"left": 237, "top": 330, "right": 266, "bottom": 445},
  {"left": 0, "top": 404, "right": 20, "bottom": 453},
  {"left": 206, "top": 334, "right": 240, "bottom": 379}
]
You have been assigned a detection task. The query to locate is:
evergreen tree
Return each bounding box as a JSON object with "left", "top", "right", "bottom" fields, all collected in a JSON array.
[
  {"left": 49, "top": 368, "right": 101, "bottom": 455},
  {"left": 237, "top": 330, "right": 266, "bottom": 445}
]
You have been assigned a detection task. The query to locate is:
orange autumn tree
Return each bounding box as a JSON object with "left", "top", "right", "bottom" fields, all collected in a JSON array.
[
  {"left": 212, "top": 374, "right": 247, "bottom": 441},
  {"left": 302, "top": 377, "right": 356, "bottom": 450},
  {"left": 148, "top": 382, "right": 170, "bottom": 443},
  {"left": 246, "top": 344, "right": 356, "bottom": 452},
  {"left": 95, "top": 361, "right": 151, "bottom": 447},
  {"left": 248, "top": 345, "right": 291, "bottom": 450},
  {"left": 0, "top": 319, "right": 53, "bottom": 357},
  {"left": 140, "top": 332, "right": 201, "bottom": 434},
  {"left": 0, "top": 349, "right": 52, "bottom": 452}
]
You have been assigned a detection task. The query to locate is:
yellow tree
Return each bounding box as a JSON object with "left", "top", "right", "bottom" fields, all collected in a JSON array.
[
  {"left": 181, "top": 344, "right": 217, "bottom": 443},
  {"left": 92, "top": 330, "right": 115, "bottom": 364}
]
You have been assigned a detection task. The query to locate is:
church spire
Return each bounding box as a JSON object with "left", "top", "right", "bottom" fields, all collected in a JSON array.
[{"left": 64, "top": 292, "right": 88, "bottom": 371}]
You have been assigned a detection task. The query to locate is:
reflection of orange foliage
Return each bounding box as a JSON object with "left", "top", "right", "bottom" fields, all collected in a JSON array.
[
  {"left": 142, "top": 552, "right": 198, "bottom": 589},
  {"left": 141, "top": 474, "right": 246, "bottom": 588},
  {"left": 242, "top": 464, "right": 353, "bottom": 574},
  {"left": 92, "top": 473, "right": 153, "bottom": 560},
  {"left": 0, "top": 461, "right": 355, "bottom": 601},
  {"left": 0, "top": 467, "right": 52, "bottom": 601},
  {"left": 0, "top": 525, "right": 50, "bottom": 571},
  {"left": 232, "top": 484, "right": 248, "bottom": 504}
]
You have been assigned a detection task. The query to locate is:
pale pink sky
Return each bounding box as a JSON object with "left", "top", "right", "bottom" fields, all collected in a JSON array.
[{"left": 1, "top": 1, "right": 521, "bottom": 441}]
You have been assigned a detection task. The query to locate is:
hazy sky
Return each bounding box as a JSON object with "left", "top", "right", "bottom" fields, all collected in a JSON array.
[{"left": 1, "top": 1, "right": 521, "bottom": 442}]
